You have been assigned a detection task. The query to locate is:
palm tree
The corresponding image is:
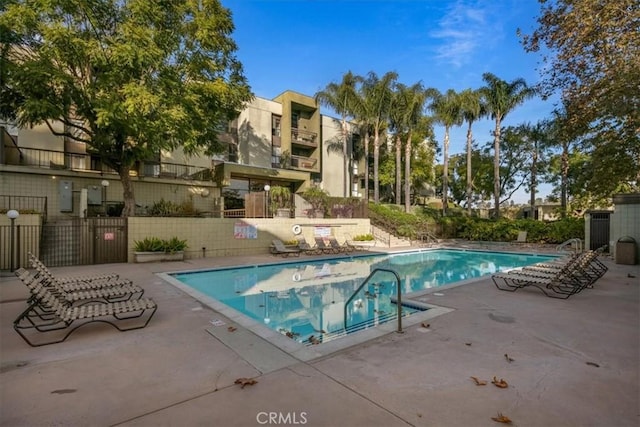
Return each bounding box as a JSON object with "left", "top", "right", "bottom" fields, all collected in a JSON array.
[
  {"left": 520, "top": 121, "right": 551, "bottom": 215},
  {"left": 389, "top": 82, "right": 431, "bottom": 210},
  {"left": 430, "top": 89, "right": 462, "bottom": 216},
  {"left": 458, "top": 88, "right": 485, "bottom": 214},
  {"left": 315, "top": 71, "right": 360, "bottom": 197},
  {"left": 481, "top": 73, "right": 535, "bottom": 218},
  {"left": 360, "top": 71, "right": 398, "bottom": 203}
]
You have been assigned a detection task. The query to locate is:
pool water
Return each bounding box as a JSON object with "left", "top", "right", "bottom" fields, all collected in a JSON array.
[{"left": 171, "top": 249, "right": 555, "bottom": 345}]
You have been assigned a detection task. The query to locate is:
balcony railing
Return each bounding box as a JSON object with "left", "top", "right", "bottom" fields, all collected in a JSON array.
[
  {"left": 291, "top": 128, "right": 317, "bottom": 147},
  {"left": 291, "top": 155, "right": 318, "bottom": 171},
  {"left": 2, "top": 146, "right": 211, "bottom": 181}
]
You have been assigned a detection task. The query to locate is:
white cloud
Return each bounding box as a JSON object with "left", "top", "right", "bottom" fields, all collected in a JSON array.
[{"left": 430, "top": 0, "right": 500, "bottom": 68}]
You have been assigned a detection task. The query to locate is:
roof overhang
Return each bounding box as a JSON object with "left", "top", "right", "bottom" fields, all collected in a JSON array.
[{"left": 214, "top": 162, "right": 310, "bottom": 189}]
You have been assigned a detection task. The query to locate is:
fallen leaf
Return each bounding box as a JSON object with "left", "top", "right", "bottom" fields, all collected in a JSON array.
[
  {"left": 314, "top": 328, "right": 327, "bottom": 334},
  {"left": 421, "top": 323, "right": 430, "bottom": 328},
  {"left": 234, "top": 378, "right": 258, "bottom": 389},
  {"left": 308, "top": 335, "right": 321, "bottom": 345},
  {"left": 227, "top": 326, "right": 237, "bottom": 332},
  {"left": 492, "top": 376, "right": 509, "bottom": 388},
  {"left": 504, "top": 353, "right": 514, "bottom": 363},
  {"left": 465, "top": 342, "right": 472, "bottom": 346},
  {"left": 470, "top": 376, "right": 487, "bottom": 386},
  {"left": 586, "top": 361, "right": 600, "bottom": 367},
  {"left": 491, "top": 412, "right": 512, "bottom": 424}
]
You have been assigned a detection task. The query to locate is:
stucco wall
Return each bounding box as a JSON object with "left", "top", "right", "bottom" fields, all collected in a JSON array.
[
  {"left": 236, "top": 97, "right": 282, "bottom": 168},
  {"left": 610, "top": 194, "right": 640, "bottom": 263},
  {"left": 128, "top": 217, "right": 372, "bottom": 262}
]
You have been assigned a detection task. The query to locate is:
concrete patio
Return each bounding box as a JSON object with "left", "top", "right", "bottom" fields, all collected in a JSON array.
[{"left": 1, "top": 246, "right": 638, "bottom": 427}]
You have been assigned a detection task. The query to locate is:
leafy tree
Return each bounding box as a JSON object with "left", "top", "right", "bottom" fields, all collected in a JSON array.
[
  {"left": 315, "top": 71, "right": 361, "bottom": 197},
  {"left": 359, "top": 71, "right": 398, "bottom": 203},
  {"left": 449, "top": 129, "right": 531, "bottom": 209},
  {"left": 389, "top": 82, "right": 431, "bottom": 209},
  {"left": 409, "top": 117, "right": 437, "bottom": 204},
  {"left": 515, "top": 121, "right": 553, "bottom": 212},
  {"left": 521, "top": 0, "right": 640, "bottom": 196},
  {"left": 430, "top": 89, "right": 462, "bottom": 216},
  {"left": 458, "top": 88, "right": 486, "bottom": 214},
  {"left": 480, "top": 73, "right": 535, "bottom": 217},
  {"left": 1, "top": 0, "right": 252, "bottom": 216}
]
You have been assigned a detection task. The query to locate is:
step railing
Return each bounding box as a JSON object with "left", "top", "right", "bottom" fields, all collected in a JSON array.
[
  {"left": 556, "top": 238, "right": 583, "bottom": 253},
  {"left": 344, "top": 268, "right": 403, "bottom": 333}
]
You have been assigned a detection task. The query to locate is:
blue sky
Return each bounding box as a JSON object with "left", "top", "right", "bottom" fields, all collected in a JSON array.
[{"left": 222, "top": 0, "right": 556, "bottom": 202}]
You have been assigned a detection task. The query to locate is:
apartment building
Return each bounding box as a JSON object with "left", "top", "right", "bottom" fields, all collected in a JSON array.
[{"left": 1, "top": 90, "right": 361, "bottom": 219}]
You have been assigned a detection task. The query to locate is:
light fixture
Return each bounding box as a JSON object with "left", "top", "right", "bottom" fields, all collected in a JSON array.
[
  {"left": 264, "top": 184, "right": 271, "bottom": 192},
  {"left": 7, "top": 209, "right": 19, "bottom": 271},
  {"left": 101, "top": 180, "right": 109, "bottom": 187}
]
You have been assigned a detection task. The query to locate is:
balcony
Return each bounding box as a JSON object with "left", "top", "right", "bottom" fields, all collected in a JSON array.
[
  {"left": 291, "top": 155, "right": 318, "bottom": 172},
  {"left": 291, "top": 128, "right": 317, "bottom": 148},
  {"left": 2, "top": 146, "right": 211, "bottom": 181}
]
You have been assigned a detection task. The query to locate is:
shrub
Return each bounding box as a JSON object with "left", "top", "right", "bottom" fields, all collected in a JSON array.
[
  {"left": 352, "top": 234, "right": 375, "bottom": 241},
  {"left": 301, "top": 187, "right": 329, "bottom": 217},
  {"left": 134, "top": 237, "right": 188, "bottom": 253},
  {"left": 147, "top": 197, "right": 201, "bottom": 217}
]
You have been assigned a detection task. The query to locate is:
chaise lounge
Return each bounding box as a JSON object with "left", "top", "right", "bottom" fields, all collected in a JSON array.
[
  {"left": 13, "top": 280, "right": 157, "bottom": 347},
  {"left": 270, "top": 239, "right": 301, "bottom": 257}
]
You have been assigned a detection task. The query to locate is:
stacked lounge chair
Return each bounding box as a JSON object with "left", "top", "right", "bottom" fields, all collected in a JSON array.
[
  {"left": 492, "top": 249, "right": 608, "bottom": 299},
  {"left": 12, "top": 254, "right": 157, "bottom": 346},
  {"left": 15, "top": 267, "right": 145, "bottom": 305},
  {"left": 314, "top": 237, "right": 340, "bottom": 254},
  {"left": 296, "top": 237, "right": 323, "bottom": 255},
  {"left": 270, "top": 239, "right": 301, "bottom": 257},
  {"left": 327, "top": 237, "right": 354, "bottom": 253}
]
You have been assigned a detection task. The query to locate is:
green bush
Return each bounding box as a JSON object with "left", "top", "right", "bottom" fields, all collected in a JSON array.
[
  {"left": 147, "top": 198, "right": 201, "bottom": 217},
  {"left": 369, "top": 202, "right": 584, "bottom": 244},
  {"left": 352, "top": 234, "right": 375, "bottom": 241},
  {"left": 134, "top": 236, "right": 188, "bottom": 253}
]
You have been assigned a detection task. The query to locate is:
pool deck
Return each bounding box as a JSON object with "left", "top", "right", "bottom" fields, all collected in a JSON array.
[{"left": 1, "top": 243, "right": 638, "bottom": 426}]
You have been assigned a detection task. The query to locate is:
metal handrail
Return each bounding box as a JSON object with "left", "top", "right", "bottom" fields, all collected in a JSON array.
[
  {"left": 557, "top": 238, "right": 583, "bottom": 253},
  {"left": 344, "top": 267, "right": 403, "bottom": 334}
]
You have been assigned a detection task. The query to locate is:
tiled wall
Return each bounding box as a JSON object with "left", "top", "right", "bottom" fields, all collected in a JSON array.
[
  {"left": 128, "top": 217, "right": 372, "bottom": 262},
  {"left": 0, "top": 169, "right": 219, "bottom": 218}
]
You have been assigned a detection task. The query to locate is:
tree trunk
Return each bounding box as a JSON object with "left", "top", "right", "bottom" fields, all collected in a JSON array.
[
  {"left": 364, "top": 131, "right": 370, "bottom": 201},
  {"left": 493, "top": 118, "right": 502, "bottom": 218},
  {"left": 119, "top": 164, "right": 136, "bottom": 217},
  {"left": 530, "top": 145, "right": 537, "bottom": 218},
  {"left": 373, "top": 129, "right": 380, "bottom": 203},
  {"left": 395, "top": 134, "right": 402, "bottom": 205},
  {"left": 442, "top": 126, "right": 450, "bottom": 216},
  {"left": 404, "top": 131, "right": 412, "bottom": 213},
  {"left": 560, "top": 142, "right": 569, "bottom": 217},
  {"left": 466, "top": 121, "right": 473, "bottom": 215},
  {"left": 342, "top": 118, "right": 349, "bottom": 197}
]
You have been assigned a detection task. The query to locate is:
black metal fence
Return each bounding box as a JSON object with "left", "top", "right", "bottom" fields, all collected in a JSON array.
[
  {"left": 1, "top": 218, "right": 127, "bottom": 271},
  {"left": 0, "top": 195, "right": 48, "bottom": 221}
]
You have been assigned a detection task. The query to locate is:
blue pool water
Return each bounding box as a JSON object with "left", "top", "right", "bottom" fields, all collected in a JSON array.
[{"left": 171, "top": 249, "right": 555, "bottom": 345}]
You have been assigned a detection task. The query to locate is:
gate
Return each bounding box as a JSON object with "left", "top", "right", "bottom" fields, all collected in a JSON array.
[
  {"left": 589, "top": 211, "right": 611, "bottom": 251},
  {"left": 1, "top": 218, "right": 128, "bottom": 271},
  {"left": 92, "top": 218, "right": 127, "bottom": 264}
]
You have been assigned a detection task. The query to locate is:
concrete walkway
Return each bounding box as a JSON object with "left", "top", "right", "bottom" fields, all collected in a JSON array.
[{"left": 1, "top": 246, "right": 638, "bottom": 427}]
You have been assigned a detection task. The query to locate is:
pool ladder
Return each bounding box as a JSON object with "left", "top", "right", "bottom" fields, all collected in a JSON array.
[
  {"left": 557, "top": 238, "right": 583, "bottom": 253},
  {"left": 344, "top": 268, "right": 404, "bottom": 334}
]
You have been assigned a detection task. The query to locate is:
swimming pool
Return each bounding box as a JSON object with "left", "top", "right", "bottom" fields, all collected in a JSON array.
[{"left": 169, "top": 249, "right": 556, "bottom": 346}]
